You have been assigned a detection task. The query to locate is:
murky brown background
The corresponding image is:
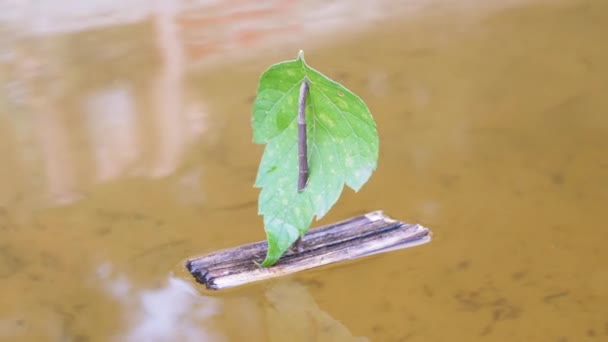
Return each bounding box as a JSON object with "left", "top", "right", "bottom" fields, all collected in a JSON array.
[{"left": 1, "top": 0, "right": 607, "bottom": 341}]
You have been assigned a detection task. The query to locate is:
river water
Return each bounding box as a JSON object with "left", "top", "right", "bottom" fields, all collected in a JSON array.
[{"left": 0, "top": 1, "right": 607, "bottom": 341}]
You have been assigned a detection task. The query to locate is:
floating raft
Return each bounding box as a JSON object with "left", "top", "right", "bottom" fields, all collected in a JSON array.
[{"left": 186, "top": 210, "right": 431, "bottom": 290}]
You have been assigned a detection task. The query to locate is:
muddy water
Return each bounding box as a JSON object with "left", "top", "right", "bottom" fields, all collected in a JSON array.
[{"left": 1, "top": 1, "right": 607, "bottom": 341}]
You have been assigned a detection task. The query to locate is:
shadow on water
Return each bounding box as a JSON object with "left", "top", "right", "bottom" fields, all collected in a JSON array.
[{"left": 1, "top": 0, "right": 608, "bottom": 341}]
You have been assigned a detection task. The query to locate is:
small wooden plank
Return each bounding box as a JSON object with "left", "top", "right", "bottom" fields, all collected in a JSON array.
[{"left": 186, "top": 210, "right": 431, "bottom": 290}]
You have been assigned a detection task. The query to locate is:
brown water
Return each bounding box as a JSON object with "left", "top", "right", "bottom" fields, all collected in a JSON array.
[{"left": 1, "top": 1, "right": 607, "bottom": 341}]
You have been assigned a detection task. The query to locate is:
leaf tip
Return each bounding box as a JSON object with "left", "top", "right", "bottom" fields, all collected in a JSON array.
[{"left": 297, "top": 50, "right": 305, "bottom": 62}]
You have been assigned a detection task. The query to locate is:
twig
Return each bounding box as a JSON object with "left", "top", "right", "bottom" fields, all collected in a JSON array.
[{"left": 297, "top": 78, "right": 310, "bottom": 191}]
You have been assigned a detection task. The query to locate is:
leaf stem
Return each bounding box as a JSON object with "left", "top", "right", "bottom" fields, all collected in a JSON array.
[{"left": 297, "top": 78, "right": 310, "bottom": 192}]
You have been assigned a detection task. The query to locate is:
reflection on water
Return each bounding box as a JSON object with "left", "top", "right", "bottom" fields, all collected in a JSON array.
[
  {"left": 1, "top": 0, "right": 209, "bottom": 208},
  {"left": 98, "top": 267, "right": 223, "bottom": 342},
  {"left": 97, "top": 267, "right": 366, "bottom": 342},
  {"left": 264, "top": 282, "right": 367, "bottom": 342},
  {"left": 1, "top": 0, "right": 608, "bottom": 341}
]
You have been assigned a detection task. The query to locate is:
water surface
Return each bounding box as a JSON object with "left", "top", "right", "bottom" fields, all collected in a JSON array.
[{"left": 1, "top": 1, "right": 607, "bottom": 341}]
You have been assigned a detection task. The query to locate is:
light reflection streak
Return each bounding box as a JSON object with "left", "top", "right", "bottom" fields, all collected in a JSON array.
[
  {"left": 84, "top": 83, "right": 140, "bottom": 181},
  {"left": 97, "top": 263, "right": 224, "bottom": 342},
  {"left": 149, "top": 0, "right": 187, "bottom": 178}
]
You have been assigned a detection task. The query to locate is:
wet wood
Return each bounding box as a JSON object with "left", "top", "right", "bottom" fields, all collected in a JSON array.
[{"left": 185, "top": 210, "right": 431, "bottom": 290}]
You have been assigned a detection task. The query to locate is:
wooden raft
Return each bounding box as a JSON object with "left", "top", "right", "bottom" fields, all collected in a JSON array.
[{"left": 186, "top": 210, "right": 431, "bottom": 290}]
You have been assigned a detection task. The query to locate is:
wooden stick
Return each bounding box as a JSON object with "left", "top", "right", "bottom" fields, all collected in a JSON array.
[
  {"left": 186, "top": 211, "right": 431, "bottom": 290},
  {"left": 297, "top": 78, "right": 310, "bottom": 192}
]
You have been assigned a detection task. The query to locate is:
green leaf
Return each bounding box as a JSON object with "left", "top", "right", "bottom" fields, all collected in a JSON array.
[{"left": 252, "top": 51, "right": 379, "bottom": 266}]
